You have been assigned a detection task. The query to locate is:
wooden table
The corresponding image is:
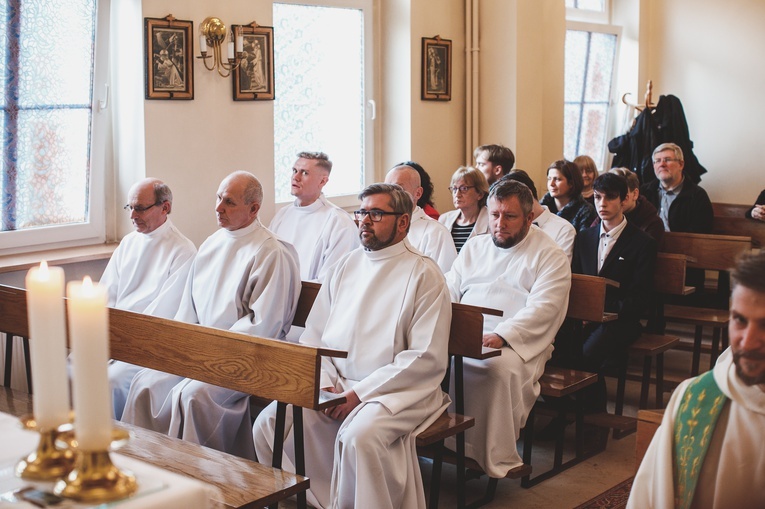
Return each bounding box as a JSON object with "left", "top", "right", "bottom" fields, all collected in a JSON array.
[{"left": 0, "top": 387, "right": 308, "bottom": 509}]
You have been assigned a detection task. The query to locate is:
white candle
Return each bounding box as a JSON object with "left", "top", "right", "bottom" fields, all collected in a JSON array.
[
  {"left": 67, "top": 277, "right": 112, "bottom": 451},
  {"left": 199, "top": 34, "right": 207, "bottom": 53},
  {"left": 25, "top": 262, "right": 70, "bottom": 429},
  {"left": 235, "top": 32, "right": 243, "bottom": 53},
  {"left": 227, "top": 41, "right": 235, "bottom": 60}
]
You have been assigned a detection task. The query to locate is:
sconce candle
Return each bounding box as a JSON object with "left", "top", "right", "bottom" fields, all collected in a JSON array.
[
  {"left": 67, "top": 277, "right": 112, "bottom": 451},
  {"left": 199, "top": 34, "right": 208, "bottom": 53},
  {"left": 25, "top": 262, "right": 71, "bottom": 429},
  {"left": 227, "top": 40, "right": 235, "bottom": 60},
  {"left": 235, "top": 32, "right": 243, "bottom": 53}
]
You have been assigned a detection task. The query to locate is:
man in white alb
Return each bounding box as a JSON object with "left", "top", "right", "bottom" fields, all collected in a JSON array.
[
  {"left": 384, "top": 163, "right": 457, "bottom": 272},
  {"left": 123, "top": 171, "right": 300, "bottom": 460},
  {"left": 445, "top": 179, "right": 571, "bottom": 477},
  {"left": 499, "top": 169, "right": 576, "bottom": 261},
  {"left": 269, "top": 151, "right": 358, "bottom": 282},
  {"left": 253, "top": 183, "right": 452, "bottom": 509},
  {"left": 628, "top": 251, "right": 765, "bottom": 508},
  {"left": 100, "top": 178, "right": 196, "bottom": 420}
]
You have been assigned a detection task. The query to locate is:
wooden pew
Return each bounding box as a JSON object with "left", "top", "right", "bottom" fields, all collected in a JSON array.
[
  {"left": 0, "top": 283, "right": 347, "bottom": 509},
  {"left": 635, "top": 409, "right": 664, "bottom": 472},
  {"left": 0, "top": 386, "right": 307, "bottom": 509},
  {"left": 0, "top": 284, "right": 31, "bottom": 390},
  {"left": 712, "top": 202, "right": 765, "bottom": 248},
  {"left": 659, "top": 232, "right": 752, "bottom": 374}
]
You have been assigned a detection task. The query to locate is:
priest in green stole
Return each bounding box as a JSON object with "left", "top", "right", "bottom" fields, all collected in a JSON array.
[{"left": 628, "top": 251, "right": 765, "bottom": 508}]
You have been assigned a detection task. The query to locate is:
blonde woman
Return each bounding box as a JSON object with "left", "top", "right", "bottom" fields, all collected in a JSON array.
[{"left": 574, "top": 154, "right": 598, "bottom": 205}]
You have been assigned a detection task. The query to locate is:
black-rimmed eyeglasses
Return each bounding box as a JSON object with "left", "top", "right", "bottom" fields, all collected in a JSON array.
[
  {"left": 353, "top": 209, "right": 401, "bottom": 222},
  {"left": 448, "top": 185, "right": 475, "bottom": 194},
  {"left": 124, "top": 202, "right": 162, "bottom": 213}
]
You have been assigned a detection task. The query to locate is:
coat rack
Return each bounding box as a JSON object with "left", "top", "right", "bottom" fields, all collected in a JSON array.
[{"left": 622, "top": 80, "right": 656, "bottom": 111}]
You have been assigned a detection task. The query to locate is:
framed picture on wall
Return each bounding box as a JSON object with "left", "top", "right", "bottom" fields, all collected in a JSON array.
[
  {"left": 421, "top": 35, "right": 451, "bottom": 101},
  {"left": 232, "top": 23, "right": 275, "bottom": 101},
  {"left": 144, "top": 15, "right": 194, "bottom": 100}
]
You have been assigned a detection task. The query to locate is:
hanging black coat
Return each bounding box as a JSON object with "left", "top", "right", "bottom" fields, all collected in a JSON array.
[{"left": 608, "top": 94, "right": 707, "bottom": 185}]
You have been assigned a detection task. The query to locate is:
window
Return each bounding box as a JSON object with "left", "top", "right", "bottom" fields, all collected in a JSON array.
[
  {"left": 273, "top": 0, "right": 374, "bottom": 206},
  {"left": 1, "top": 0, "right": 108, "bottom": 252},
  {"left": 563, "top": 23, "right": 619, "bottom": 170}
]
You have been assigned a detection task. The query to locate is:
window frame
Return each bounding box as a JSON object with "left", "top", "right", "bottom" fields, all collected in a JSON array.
[
  {"left": 564, "top": 20, "right": 622, "bottom": 171},
  {"left": 272, "top": 0, "right": 375, "bottom": 209},
  {"left": 566, "top": 0, "right": 610, "bottom": 25},
  {"left": 0, "top": 0, "right": 110, "bottom": 256}
]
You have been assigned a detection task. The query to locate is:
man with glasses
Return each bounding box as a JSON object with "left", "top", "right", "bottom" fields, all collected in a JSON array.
[
  {"left": 444, "top": 179, "right": 571, "bottom": 478},
  {"left": 254, "top": 183, "right": 452, "bottom": 509},
  {"left": 640, "top": 142, "right": 713, "bottom": 233},
  {"left": 100, "top": 178, "right": 196, "bottom": 420},
  {"left": 124, "top": 171, "right": 300, "bottom": 460},
  {"left": 384, "top": 163, "right": 457, "bottom": 272},
  {"left": 269, "top": 151, "right": 357, "bottom": 283}
]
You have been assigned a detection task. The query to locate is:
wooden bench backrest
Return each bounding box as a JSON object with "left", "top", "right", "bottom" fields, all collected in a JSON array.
[
  {"left": 0, "top": 285, "right": 28, "bottom": 338},
  {"left": 712, "top": 202, "right": 765, "bottom": 248},
  {"left": 653, "top": 252, "right": 692, "bottom": 296},
  {"left": 566, "top": 274, "right": 619, "bottom": 323},
  {"left": 292, "top": 281, "right": 321, "bottom": 328},
  {"left": 660, "top": 231, "right": 752, "bottom": 271},
  {"left": 449, "top": 303, "right": 502, "bottom": 359},
  {"left": 0, "top": 283, "right": 345, "bottom": 411}
]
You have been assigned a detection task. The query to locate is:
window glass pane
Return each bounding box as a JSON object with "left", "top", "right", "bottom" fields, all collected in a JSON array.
[
  {"left": 273, "top": 3, "right": 365, "bottom": 203},
  {"left": 564, "top": 104, "right": 582, "bottom": 158},
  {"left": 569, "top": 0, "right": 605, "bottom": 11},
  {"left": 14, "top": 109, "right": 90, "bottom": 228},
  {"left": 564, "top": 30, "right": 588, "bottom": 102},
  {"left": 584, "top": 32, "right": 616, "bottom": 102},
  {"left": 18, "top": 0, "right": 95, "bottom": 106},
  {"left": 0, "top": 1, "right": 6, "bottom": 109},
  {"left": 578, "top": 104, "right": 608, "bottom": 166}
]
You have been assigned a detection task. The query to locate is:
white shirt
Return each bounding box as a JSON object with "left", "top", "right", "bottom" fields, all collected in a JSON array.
[
  {"left": 407, "top": 206, "right": 458, "bottom": 273},
  {"left": 597, "top": 216, "right": 628, "bottom": 272},
  {"left": 534, "top": 206, "right": 576, "bottom": 262},
  {"left": 269, "top": 194, "right": 358, "bottom": 282},
  {"left": 99, "top": 219, "right": 196, "bottom": 318}
]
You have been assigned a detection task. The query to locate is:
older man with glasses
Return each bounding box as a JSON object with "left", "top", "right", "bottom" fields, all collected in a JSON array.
[
  {"left": 99, "top": 178, "right": 196, "bottom": 420},
  {"left": 639, "top": 142, "right": 713, "bottom": 233},
  {"left": 253, "top": 183, "right": 452, "bottom": 509}
]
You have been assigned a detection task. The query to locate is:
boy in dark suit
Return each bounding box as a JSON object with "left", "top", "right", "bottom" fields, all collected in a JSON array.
[{"left": 568, "top": 172, "right": 657, "bottom": 410}]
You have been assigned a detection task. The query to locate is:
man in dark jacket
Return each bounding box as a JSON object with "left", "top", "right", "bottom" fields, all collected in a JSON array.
[{"left": 640, "top": 142, "right": 713, "bottom": 233}]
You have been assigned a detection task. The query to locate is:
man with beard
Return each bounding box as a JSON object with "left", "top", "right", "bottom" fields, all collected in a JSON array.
[
  {"left": 444, "top": 179, "right": 571, "bottom": 478},
  {"left": 628, "top": 251, "right": 765, "bottom": 508},
  {"left": 253, "top": 183, "right": 451, "bottom": 509}
]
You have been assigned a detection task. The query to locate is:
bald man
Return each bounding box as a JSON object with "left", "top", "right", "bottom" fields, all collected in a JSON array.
[
  {"left": 385, "top": 163, "right": 457, "bottom": 272},
  {"left": 100, "top": 178, "right": 196, "bottom": 420},
  {"left": 123, "top": 172, "right": 300, "bottom": 459}
]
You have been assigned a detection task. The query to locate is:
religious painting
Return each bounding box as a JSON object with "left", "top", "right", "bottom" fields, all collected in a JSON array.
[
  {"left": 421, "top": 36, "right": 452, "bottom": 101},
  {"left": 144, "top": 15, "right": 194, "bottom": 100},
  {"left": 233, "top": 24, "right": 275, "bottom": 101}
]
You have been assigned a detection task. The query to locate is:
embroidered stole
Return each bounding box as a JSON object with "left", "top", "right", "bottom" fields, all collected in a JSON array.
[{"left": 673, "top": 370, "right": 728, "bottom": 509}]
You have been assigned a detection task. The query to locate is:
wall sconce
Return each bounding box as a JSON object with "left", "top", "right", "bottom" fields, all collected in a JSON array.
[{"left": 198, "top": 17, "right": 243, "bottom": 77}]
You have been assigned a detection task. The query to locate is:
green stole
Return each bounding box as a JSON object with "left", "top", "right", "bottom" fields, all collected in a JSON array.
[{"left": 673, "top": 370, "right": 729, "bottom": 509}]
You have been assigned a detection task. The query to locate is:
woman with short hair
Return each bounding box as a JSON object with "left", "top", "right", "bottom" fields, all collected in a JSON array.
[{"left": 438, "top": 166, "right": 490, "bottom": 253}]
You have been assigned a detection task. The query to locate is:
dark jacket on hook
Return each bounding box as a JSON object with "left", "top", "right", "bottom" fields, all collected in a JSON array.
[{"left": 609, "top": 94, "right": 708, "bottom": 186}]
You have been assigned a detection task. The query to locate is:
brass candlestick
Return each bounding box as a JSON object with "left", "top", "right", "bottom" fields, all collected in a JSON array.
[
  {"left": 53, "top": 427, "right": 137, "bottom": 503},
  {"left": 15, "top": 414, "right": 75, "bottom": 481}
]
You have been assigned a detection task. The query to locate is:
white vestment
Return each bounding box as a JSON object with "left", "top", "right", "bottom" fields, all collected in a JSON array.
[
  {"left": 123, "top": 219, "right": 300, "bottom": 459},
  {"left": 98, "top": 219, "right": 196, "bottom": 420},
  {"left": 444, "top": 227, "right": 571, "bottom": 477},
  {"left": 269, "top": 194, "right": 358, "bottom": 282},
  {"left": 408, "top": 206, "right": 457, "bottom": 273},
  {"left": 253, "top": 238, "right": 452, "bottom": 509},
  {"left": 438, "top": 206, "right": 490, "bottom": 240},
  {"left": 628, "top": 348, "right": 765, "bottom": 509},
  {"left": 535, "top": 205, "right": 576, "bottom": 262}
]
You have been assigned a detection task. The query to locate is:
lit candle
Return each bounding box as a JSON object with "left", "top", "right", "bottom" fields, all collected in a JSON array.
[
  {"left": 235, "top": 31, "right": 243, "bottom": 54},
  {"left": 67, "top": 277, "right": 112, "bottom": 451},
  {"left": 199, "top": 34, "right": 207, "bottom": 53},
  {"left": 227, "top": 40, "right": 235, "bottom": 60},
  {"left": 25, "top": 261, "right": 70, "bottom": 429}
]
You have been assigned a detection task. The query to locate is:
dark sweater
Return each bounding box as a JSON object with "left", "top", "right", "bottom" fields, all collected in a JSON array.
[
  {"left": 626, "top": 195, "right": 665, "bottom": 244},
  {"left": 640, "top": 177, "right": 713, "bottom": 233},
  {"left": 540, "top": 193, "right": 598, "bottom": 232}
]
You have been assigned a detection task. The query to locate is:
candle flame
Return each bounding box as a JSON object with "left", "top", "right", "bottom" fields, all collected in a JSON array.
[
  {"left": 36, "top": 260, "right": 50, "bottom": 281},
  {"left": 83, "top": 275, "right": 93, "bottom": 289}
]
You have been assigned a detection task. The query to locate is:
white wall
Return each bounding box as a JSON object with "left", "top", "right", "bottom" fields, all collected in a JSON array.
[{"left": 645, "top": 0, "right": 765, "bottom": 204}]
